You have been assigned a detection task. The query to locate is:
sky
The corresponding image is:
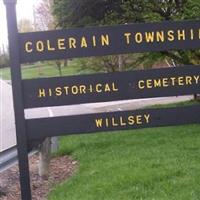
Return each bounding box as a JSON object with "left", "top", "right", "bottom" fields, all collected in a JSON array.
[{"left": 0, "top": 0, "right": 40, "bottom": 50}]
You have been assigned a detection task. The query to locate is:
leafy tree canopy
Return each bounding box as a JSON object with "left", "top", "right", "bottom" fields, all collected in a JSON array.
[
  {"left": 53, "top": 0, "right": 200, "bottom": 69},
  {"left": 53, "top": 0, "right": 200, "bottom": 26}
]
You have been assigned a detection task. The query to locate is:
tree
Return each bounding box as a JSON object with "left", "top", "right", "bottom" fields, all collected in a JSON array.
[
  {"left": 53, "top": 0, "right": 200, "bottom": 68},
  {"left": 103, "top": 0, "right": 200, "bottom": 66},
  {"left": 34, "top": 0, "right": 58, "bottom": 179},
  {"left": 53, "top": 0, "right": 138, "bottom": 71},
  {"left": 76, "top": 54, "right": 138, "bottom": 73},
  {"left": 18, "top": 19, "right": 34, "bottom": 33},
  {"left": 34, "top": 0, "right": 55, "bottom": 31},
  {"left": 0, "top": 52, "right": 9, "bottom": 68},
  {"left": 34, "top": 0, "right": 67, "bottom": 73},
  {"left": 53, "top": 0, "right": 122, "bottom": 28}
]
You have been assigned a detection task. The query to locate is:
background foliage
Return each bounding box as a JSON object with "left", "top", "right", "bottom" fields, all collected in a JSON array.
[{"left": 53, "top": 0, "right": 200, "bottom": 72}]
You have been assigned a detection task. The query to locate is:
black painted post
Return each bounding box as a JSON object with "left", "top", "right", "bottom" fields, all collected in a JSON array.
[{"left": 3, "top": 0, "right": 32, "bottom": 199}]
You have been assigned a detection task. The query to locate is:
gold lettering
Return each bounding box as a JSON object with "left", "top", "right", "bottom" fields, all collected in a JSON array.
[
  {"left": 105, "top": 118, "right": 109, "bottom": 127},
  {"left": 144, "top": 114, "right": 150, "bottom": 124},
  {"left": 170, "top": 77, "right": 176, "bottom": 86},
  {"left": 47, "top": 40, "right": 55, "bottom": 51},
  {"left": 36, "top": 41, "right": 44, "bottom": 52},
  {"left": 154, "top": 79, "right": 162, "bottom": 87},
  {"left": 55, "top": 87, "right": 62, "bottom": 96},
  {"left": 145, "top": 32, "right": 154, "bottom": 43},
  {"left": 199, "top": 29, "right": 200, "bottom": 39},
  {"left": 81, "top": 37, "right": 88, "bottom": 48},
  {"left": 120, "top": 117, "right": 126, "bottom": 126},
  {"left": 38, "top": 89, "right": 46, "bottom": 98},
  {"left": 58, "top": 39, "right": 66, "bottom": 50},
  {"left": 71, "top": 86, "right": 79, "bottom": 95},
  {"left": 89, "top": 85, "right": 93, "bottom": 93},
  {"left": 104, "top": 84, "right": 111, "bottom": 92},
  {"left": 136, "top": 115, "right": 142, "bottom": 125},
  {"left": 124, "top": 32, "right": 131, "bottom": 44},
  {"left": 156, "top": 31, "right": 164, "bottom": 42},
  {"left": 96, "top": 84, "right": 102, "bottom": 93},
  {"left": 177, "top": 30, "right": 186, "bottom": 41},
  {"left": 162, "top": 78, "right": 169, "bottom": 87},
  {"left": 69, "top": 37, "right": 76, "bottom": 48},
  {"left": 112, "top": 117, "right": 118, "bottom": 127},
  {"left": 135, "top": 32, "right": 143, "bottom": 43},
  {"left": 92, "top": 36, "right": 97, "bottom": 47},
  {"left": 190, "top": 29, "right": 194, "bottom": 40},
  {"left": 64, "top": 86, "right": 69, "bottom": 95},
  {"left": 79, "top": 85, "right": 87, "bottom": 94},
  {"left": 167, "top": 30, "right": 175, "bottom": 41},
  {"left": 101, "top": 34, "right": 110, "bottom": 46},
  {"left": 178, "top": 76, "right": 184, "bottom": 86},
  {"left": 146, "top": 79, "right": 152, "bottom": 89},
  {"left": 185, "top": 76, "right": 192, "bottom": 85},
  {"left": 48, "top": 88, "right": 52, "bottom": 97},
  {"left": 112, "top": 82, "right": 119, "bottom": 92},
  {"left": 95, "top": 119, "right": 103, "bottom": 128},
  {"left": 128, "top": 116, "right": 134, "bottom": 125},
  {"left": 194, "top": 75, "right": 200, "bottom": 84},
  {"left": 138, "top": 80, "right": 145, "bottom": 89},
  {"left": 25, "top": 42, "right": 33, "bottom": 53}
]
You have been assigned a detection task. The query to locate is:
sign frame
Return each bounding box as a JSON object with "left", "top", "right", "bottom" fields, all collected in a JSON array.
[
  {"left": 3, "top": 0, "right": 32, "bottom": 199},
  {"left": 3, "top": 1, "right": 200, "bottom": 200}
]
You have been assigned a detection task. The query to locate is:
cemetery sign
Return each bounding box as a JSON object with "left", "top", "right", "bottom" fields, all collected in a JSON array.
[{"left": 3, "top": 0, "right": 200, "bottom": 199}]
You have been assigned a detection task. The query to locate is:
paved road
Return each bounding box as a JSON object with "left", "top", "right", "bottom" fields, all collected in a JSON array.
[
  {"left": 0, "top": 79, "right": 16, "bottom": 152},
  {"left": 87, "top": 96, "right": 193, "bottom": 112},
  {"left": 25, "top": 95, "right": 193, "bottom": 119},
  {"left": 1, "top": 79, "right": 193, "bottom": 152}
]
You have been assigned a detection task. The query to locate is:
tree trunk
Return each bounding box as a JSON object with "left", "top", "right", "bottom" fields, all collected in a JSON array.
[
  {"left": 118, "top": 55, "right": 123, "bottom": 72},
  {"left": 64, "top": 59, "right": 68, "bottom": 67},
  {"left": 55, "top": 60, "right": 62, "bottom": 76},
  {"left": 38, "top": 137, "right": 51, "bottom": 179},
  {"left": 58, "top": 65, "right": 62, "bottom": 76}
]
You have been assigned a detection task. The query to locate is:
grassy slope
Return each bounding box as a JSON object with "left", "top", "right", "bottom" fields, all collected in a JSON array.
[
  {"left": 145, "top": 99, "right": 200, "bottom": 108},
  {"left": 2, "top": 62, "right": 199, "bottom": 199},
  {"left": 48, "top": 124, "right": 200, "bottom": 200},
  {"left": 46, "top": 90, "right": 200, "bottom": 199},
  {"left": 0, "top": 60, "right": 91, "bottom": 80}
]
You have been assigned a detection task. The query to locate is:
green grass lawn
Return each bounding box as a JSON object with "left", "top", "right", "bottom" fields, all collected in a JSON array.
[
  {"left": 0, "top": 60, "right": 93, "bottom": 80},
  {"left": 48, "top": 124, "right": 200, "bottom": 200},
  {"left": 2, "top": 61, "right": 199, "bottom": 199},
  {"left": 145, "top": 99, "right": 200, "bottom": 109}
]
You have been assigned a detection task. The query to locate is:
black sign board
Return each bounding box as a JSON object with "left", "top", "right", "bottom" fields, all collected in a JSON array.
[
  {"left": 19, "top": 20, "right": 200, "bottom": 63},
  {"left": 3, "top": 0, "right": 200, "bottom": 199},
  {"left": 23, "top": 65, "right": 200, "bottom": 108},
  {"left": 27, "top": 105, "right": 200, "bottom": 141}
]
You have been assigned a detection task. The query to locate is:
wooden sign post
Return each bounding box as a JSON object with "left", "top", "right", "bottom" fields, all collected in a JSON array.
[{"left": 3, "top": 0, "right": 200, "bottom": 199}]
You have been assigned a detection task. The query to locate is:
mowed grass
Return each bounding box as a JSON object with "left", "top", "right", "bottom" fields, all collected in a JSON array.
[
  {"left": 48, "top": 124, "right": 200, "bottom": 200},
  {"left": 0, "top": 60, "right": 91, "bottom": 80},
  {"left": 2, "top": 61, "right": 199, "bottom": 199},
  {"left": 146, "top": 99, "right": 200, "bottom": 108}
]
